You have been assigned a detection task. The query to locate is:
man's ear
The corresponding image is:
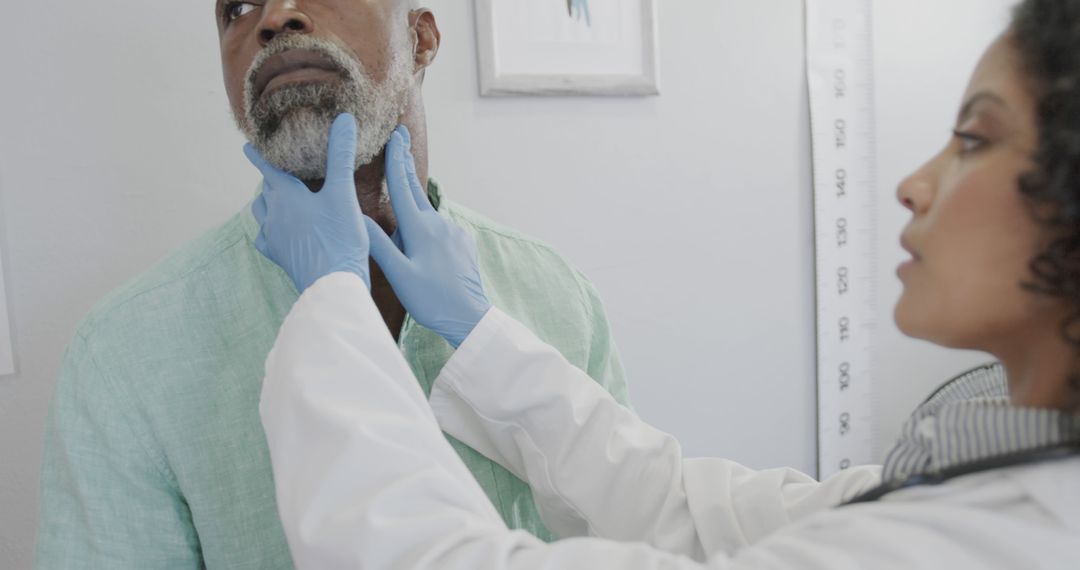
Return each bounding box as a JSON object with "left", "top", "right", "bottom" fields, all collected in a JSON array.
[{"left": 410, "top": 9, "right": 441, "bottom": 74}]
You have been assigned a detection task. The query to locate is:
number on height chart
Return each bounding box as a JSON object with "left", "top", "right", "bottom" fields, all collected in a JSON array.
[
  {"left": 838, "top": 317, "right": 850, "bottom": 341},
  {"left": 835, "top": 168, "right": 847, "bottom": 198},
  {"left": 835, "top": 119, "right": 847, "bottom": 149},
  {"left": 833, "top": 18, "right": 846, "bottom": 49},
  {"left": 838, "top": 362, "right": 851, "bottom": 391},
  {"left": 834, "top": 68, "right": 846, "bottom": 99},
  {"left": 836, "top": 217, "right": 848, "bottom": 247},
  {"left": 839, "top": 412, "right": 851, "bottom": 436},
  {"left": 837, "top": 266, "right": 849, "bottom": 295}
]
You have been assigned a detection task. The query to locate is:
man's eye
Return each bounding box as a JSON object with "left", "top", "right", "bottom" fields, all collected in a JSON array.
[{"left": 224, "top": 2, "right": 257, "bottom": 22}]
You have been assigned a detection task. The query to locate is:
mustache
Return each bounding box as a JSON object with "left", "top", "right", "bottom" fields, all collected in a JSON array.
[{"left": 243, "top": 35, "right": 354, "bottom": 104}]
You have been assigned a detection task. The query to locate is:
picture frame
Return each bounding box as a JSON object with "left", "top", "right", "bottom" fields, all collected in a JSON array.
[{"left": 474, "top": 0, "right": 660, "bottom": 97}]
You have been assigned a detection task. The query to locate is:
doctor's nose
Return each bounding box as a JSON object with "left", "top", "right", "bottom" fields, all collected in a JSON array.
[{"left": 896, "top": 170, "right": 934, "bottom": 216}]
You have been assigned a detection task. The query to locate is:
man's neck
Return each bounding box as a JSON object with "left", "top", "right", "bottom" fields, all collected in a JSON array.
[
  {"left": 355, "top": 160, "right": 408, "bottom": 340},
  {"left": 308, "top": 99, "right": 431, "bottom": 340},
  {"left": 369, "top": 261, "right": 407, "bottom": 342}
]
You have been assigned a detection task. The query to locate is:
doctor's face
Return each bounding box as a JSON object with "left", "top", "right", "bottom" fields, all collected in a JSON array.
[{"left": 893, "top": 35, "right": 1064, "bottom": 353}]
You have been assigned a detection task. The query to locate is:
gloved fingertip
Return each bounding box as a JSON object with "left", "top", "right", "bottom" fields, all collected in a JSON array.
[
  {"left": 385, "top": 133, "right": 406, "bottom": 169},
  {"left": 331, "top": 113, "right": 358, "bottom": 140},
  {"left": 325, "top": 117, "right": 359, "bottom": 190},
  {"left": 396, "top": 125, "right": 411, "bottom": 146}
]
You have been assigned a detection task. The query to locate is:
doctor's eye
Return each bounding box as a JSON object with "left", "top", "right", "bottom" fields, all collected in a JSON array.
[
  {"left": 223, "top": 1, "right": 258, "bottom": 23},
  {"left": 952, "top": 130, "right": 987, "bottom": 155}
]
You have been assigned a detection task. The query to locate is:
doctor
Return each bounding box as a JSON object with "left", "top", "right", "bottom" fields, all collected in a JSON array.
[{"left": 250, "top": 1, "right": 1080, "bottom": 566}]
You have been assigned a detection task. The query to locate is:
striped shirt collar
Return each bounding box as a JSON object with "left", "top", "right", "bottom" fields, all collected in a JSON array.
[{"left": 881, "top": 363, "right": 1080, "bottom": 483}]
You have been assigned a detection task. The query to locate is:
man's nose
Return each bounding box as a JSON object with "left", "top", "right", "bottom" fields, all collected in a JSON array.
[{"left": 258, "top": 1, "right": 313, "bottom": 46}]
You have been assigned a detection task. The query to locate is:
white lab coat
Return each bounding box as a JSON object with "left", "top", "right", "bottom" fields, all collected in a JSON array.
[{"left": 259, "top": 273, "right": 1080, "bottom": 570}]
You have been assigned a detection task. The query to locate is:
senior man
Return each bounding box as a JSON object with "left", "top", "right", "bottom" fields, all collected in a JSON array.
[{"left": 34, "top": 1, "right": 629, "bottom": 568}]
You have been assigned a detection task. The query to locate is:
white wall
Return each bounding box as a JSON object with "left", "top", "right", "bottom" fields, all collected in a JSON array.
[
  {"left": 428, "top": 0, "right": 820, "bottom": 472},
  {"left": 0, "top": 0, "right": 1016, "bottom": 567}
]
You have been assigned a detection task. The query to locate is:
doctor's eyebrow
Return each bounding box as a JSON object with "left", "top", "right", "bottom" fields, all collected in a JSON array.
[{"left": 957, "top": 91, "right": 1009, "bottom": 124}]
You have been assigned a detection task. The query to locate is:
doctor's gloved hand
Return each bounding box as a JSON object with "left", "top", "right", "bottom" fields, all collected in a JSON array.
[
  {"left": 367, "top": 126, "right": 492, "bottom": 348},
  {"left": 246, "top": 114, "right": 371, "bottom": 293}
]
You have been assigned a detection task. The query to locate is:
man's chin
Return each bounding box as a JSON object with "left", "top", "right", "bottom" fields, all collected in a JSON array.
[
  {"left": 258, "top": 138, "right": 331, "bottom": 181},
  {"left": 274, "top": 162, "right": 328, "bottom": 182},
  {"left": 246, "top": 100, "right": 396, "bottom": 178},
  {"left": 254, "top": 104, "right": 335, "bottom": 138}
]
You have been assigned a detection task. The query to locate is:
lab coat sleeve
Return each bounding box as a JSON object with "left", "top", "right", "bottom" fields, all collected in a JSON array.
[
  {"left": 429, "top": 307, "right": 883, "bottom": 559},
  {"left": 260, "top": 272, "right": 503, "bottom": 568}
]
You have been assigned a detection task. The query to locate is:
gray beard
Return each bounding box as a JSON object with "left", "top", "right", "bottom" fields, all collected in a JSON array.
[{"left": 237, "top": 34, "right": 415, "bottom": 180}]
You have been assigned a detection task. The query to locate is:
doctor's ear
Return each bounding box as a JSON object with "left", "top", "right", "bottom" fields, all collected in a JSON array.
[{"left": 409, "top": 9, "right": 441, "bottom": 76}]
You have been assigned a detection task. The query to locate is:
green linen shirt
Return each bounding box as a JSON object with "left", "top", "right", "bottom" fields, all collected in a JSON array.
[{"left": 35, "top": 181, "right": 630, "bottom": 569}]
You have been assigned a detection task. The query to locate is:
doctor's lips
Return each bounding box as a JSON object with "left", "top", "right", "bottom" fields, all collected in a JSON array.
[
  {"left": 900, "top": 235, "right": 922, "bottom": 262},
  {"left": 251, "top": 49, "right": 343, "bottom": 99}
]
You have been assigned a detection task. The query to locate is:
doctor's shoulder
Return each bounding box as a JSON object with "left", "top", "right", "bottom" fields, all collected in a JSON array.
[{"left": 747, "top": 458, "right": 1080, "bottom": 568}]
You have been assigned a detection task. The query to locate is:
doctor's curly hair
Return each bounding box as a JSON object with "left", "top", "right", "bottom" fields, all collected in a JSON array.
[{"left": 1011, "top": 0, "right": 1080, "bottom": 405}]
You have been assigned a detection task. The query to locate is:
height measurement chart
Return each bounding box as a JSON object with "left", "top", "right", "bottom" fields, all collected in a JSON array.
[{"left": 806, "top": 0, "right": 879, "bottom": 479}]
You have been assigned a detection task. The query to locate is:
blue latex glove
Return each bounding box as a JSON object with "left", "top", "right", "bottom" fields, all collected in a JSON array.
[
  {"left": 246, "top": 114, "right": 371, "bottom": 293},
  {"left": 367, "top": 126, "right": 492, "bottom": 348}
]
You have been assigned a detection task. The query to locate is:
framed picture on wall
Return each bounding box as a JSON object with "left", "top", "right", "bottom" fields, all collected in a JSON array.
[{"left": 474, "top": 0, "right": 660, "bottom": 96}]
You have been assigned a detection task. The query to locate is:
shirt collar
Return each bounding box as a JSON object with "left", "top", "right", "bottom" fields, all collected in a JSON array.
[{"left": 881, "top": 363, "right": 1080, "bottom": 482}]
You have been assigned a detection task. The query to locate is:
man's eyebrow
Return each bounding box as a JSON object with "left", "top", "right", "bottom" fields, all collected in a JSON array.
[{"left": 957, "top": 91, "right": 1008, "bottom": 124}]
